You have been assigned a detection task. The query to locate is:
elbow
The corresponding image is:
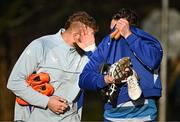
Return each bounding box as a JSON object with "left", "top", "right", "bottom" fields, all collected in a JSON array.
[
  {"left": 148, "top": 51, "right": 163, "bottom": 70},
  {"left": 7, "top": 78, "right": 19, "bottom": 92},
  {"left": 6, "top": 80, "right": 17, "bottom": 96},
  {"left": 7, "top": 80, "right": 13, "bottom": 91},
  {"left": 148, "top": 61, "right": 160, "bottom": 70},
  {"left": 79, "top": 71, "right": 97, "bottom": 90}
]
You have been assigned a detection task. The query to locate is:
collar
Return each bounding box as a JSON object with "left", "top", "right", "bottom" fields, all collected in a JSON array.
[{"left": 56, "top": 28, "right": 76, "bottom": 52}]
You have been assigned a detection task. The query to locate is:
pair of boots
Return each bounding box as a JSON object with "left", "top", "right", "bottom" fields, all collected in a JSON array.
[{"left": 16, "top": 72, "right": 54, "bottom": 106}]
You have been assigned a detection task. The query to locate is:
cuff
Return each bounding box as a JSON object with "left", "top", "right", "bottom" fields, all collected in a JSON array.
[
  {"left": 84, "top": 44, "right": 96, "bottom": 52},
  {"left": 40, "top": 95, "right": 50, "bottom": 109}
]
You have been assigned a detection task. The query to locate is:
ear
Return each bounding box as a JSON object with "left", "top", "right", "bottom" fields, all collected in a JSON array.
[{"left": 73, "top": 32, "right": 80, "bottom": 42}]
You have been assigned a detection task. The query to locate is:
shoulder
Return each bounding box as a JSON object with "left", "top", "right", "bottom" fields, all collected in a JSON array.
[
  {"left": 131, "top": 26, "right": 160, "bottom": 42},
  {"left": 28, "top": 33, "right": 59, "bottom": 50}
]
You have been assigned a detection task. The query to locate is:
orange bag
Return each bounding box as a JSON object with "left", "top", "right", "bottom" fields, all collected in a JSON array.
[{"left": 16, "top": 72, "right": 54, "bottom": 106}]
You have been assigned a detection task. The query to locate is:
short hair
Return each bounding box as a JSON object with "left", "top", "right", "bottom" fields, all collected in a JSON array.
[
  {"left": 112, "top": 8, "right": 139, "bottom": 26},
  {"left": 64, "top": 11, "right": 99, "bottom": 32}
]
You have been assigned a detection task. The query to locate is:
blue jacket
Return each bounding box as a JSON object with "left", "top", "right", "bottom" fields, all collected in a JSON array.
[{"left": 79, "top": 26, "right": 163, "bottom": 109}]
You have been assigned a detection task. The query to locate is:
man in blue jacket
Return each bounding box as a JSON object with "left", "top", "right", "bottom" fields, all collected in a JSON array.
[{"left": 79, "top": 8, "right": 163, "bottom": 121}]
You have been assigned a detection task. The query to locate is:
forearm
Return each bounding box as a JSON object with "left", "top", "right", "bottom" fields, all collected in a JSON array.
[
  {"left": 79, "top": 69, "right": 106, "bottom": 90},
  {"left": 79, "top": 51, "right": 107, "bottom": 90},
  {"left": 8, "top": 82, "right": 49, "bottom": 108},
  {"left": 7, "top": 66, "right": 49, "bottom": 109}
]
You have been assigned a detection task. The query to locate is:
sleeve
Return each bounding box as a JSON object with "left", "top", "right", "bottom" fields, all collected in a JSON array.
[
  {"left": 126, "top": 32, "right": 163, "bottom": 70},
  {"left": 85, "top": 51, "right": 93, "bottom": 58},
  {"left": 79, "top": 38, "right": 108, "bottom": 90},
  {"left": 7, "top": 40, "right": 49, "bottom": 109},
  {"left": 85, "top": 43, "right": 97, "bottom": 58}
]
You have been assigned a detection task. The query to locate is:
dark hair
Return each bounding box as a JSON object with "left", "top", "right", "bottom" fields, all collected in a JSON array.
[
  {"left": 64, "top": 11, "right": 99, "bottom": 32},
  {"left": 112, "top": 8, "right": 139, "bottom": 26}
]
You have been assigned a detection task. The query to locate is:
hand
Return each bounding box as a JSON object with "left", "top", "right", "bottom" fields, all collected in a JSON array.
[
  {"left": 104, "top": 75, "right": 114, "bottom": 84},
  {"left": 115, "top": 18, "right": 132, "bottom": 39},
  {"left": 47, "top": 95, "right": 68, "bottom": 115},
  {"left": 76, "top": 26, "right": 95, "bottom": 49}
]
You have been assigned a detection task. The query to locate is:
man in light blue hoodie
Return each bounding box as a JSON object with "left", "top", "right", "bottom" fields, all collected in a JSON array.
[
  {"left": 7, "top": 11, "right": 98, "bottom": 122},
  {"left": 79, "top": 8, "right": 163, "bottom": 121}
]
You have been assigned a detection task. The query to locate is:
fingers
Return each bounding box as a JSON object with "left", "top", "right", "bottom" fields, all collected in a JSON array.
[
  {"left": 59, "top": 97, "right": 68, "bottom": 103},
  {"left": 77, "top": 26, "right": 95, "bottom": 50},
  {"left": 79, "top": 26, "right": 86, "bottom": 38},
  {"left": 115, "top": 18, "right": 132, "bottom": 39},
  {"left": 76, "top": 26, "right": 88, "bottom": 47},
  {"left": 110, "top": 18, "right": 131, "bottom": 40},
  {"left": 58, "top": 97, "right": 68, "bottom": 112},
  {"left": 56, "top": 105, "right": 68, "bottom": 115},
  {"left": 50, "top": 95, "right": 68, "bottom": 104},
  {"left": 79, "top": 24, "right": 89, "bottom": 39},
  {"left": 117, "top": 18, "right": 129, "bottom": 26},
  {"left": 104, "top": 75, "right": 114, "bottom": 84},
  {"left": 48, "top": 96, "right": 69, "bottom": 115},
  {"left": 59, "top": 100, "right": 68, "bottom": 109},
  {"left": 116, "top": 19, "right": 128, "bottom": 31}
]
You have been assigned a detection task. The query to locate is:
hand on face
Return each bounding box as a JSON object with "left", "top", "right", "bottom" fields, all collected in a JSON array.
[
  {"left": 75, "top": 26, "right": 95, "bottom": 50},
  {"left": 110, "top": 19, "right": 132, "bottom": 39}
]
